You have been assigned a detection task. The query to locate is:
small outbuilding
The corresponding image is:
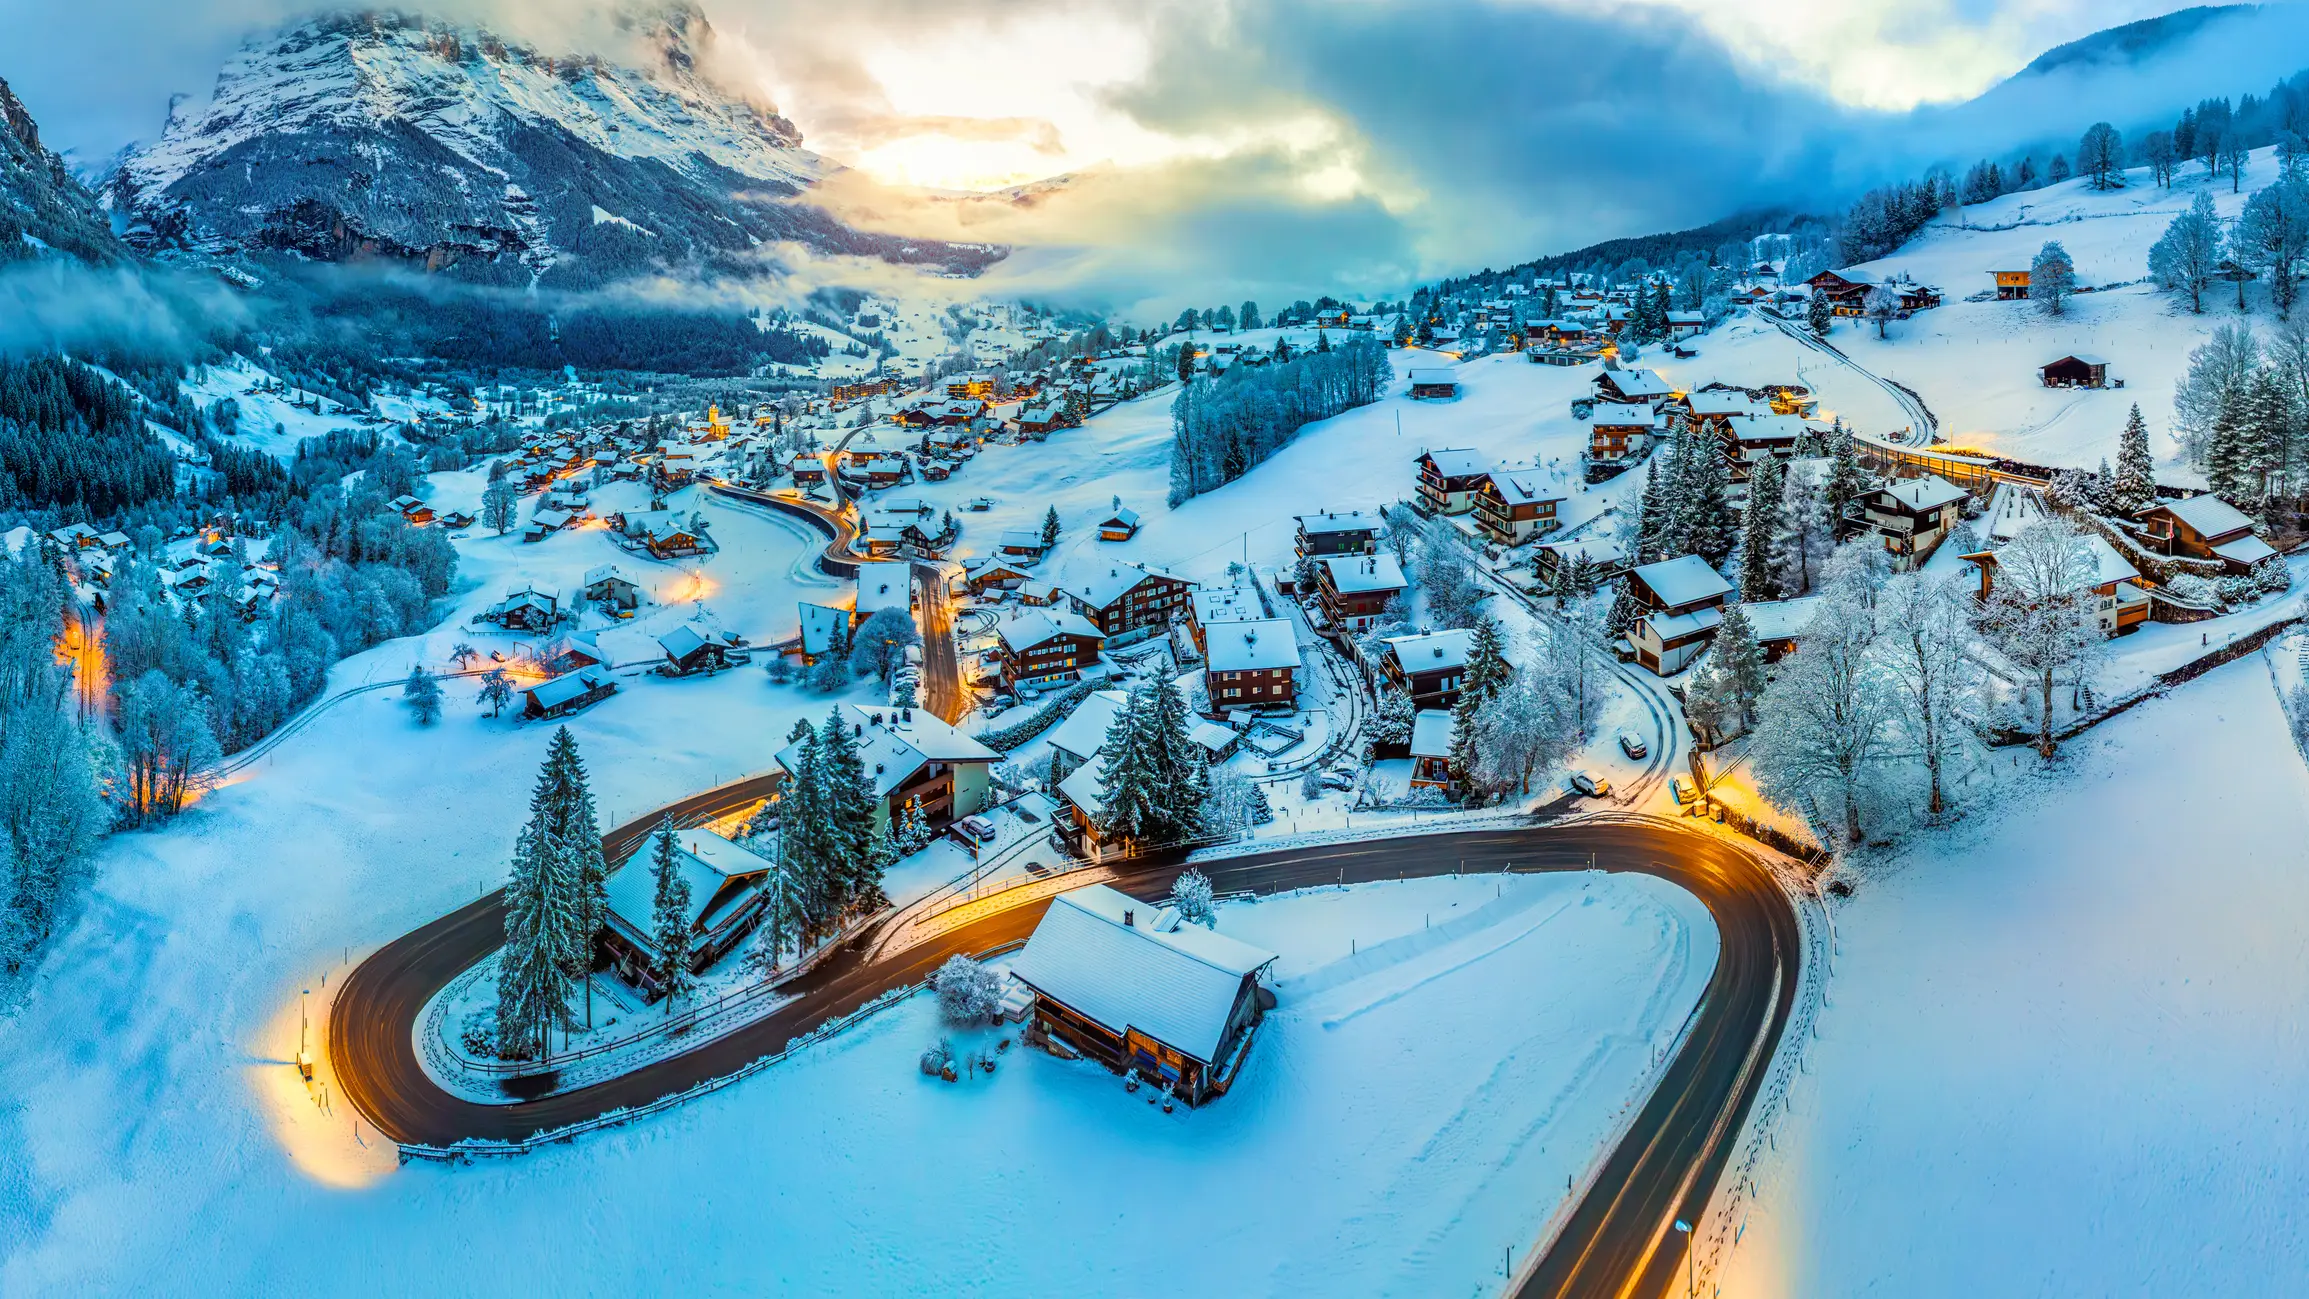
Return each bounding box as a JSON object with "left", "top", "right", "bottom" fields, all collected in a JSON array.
[
  {"left": 522, "top": 667, "right": 617, "bottom": 720},
  {"left": 2038, "top": 355, "right": 2109, "bottom": 389},
  {"left": 1408, "top": 368, "right": 1460, "bottom": 400}
]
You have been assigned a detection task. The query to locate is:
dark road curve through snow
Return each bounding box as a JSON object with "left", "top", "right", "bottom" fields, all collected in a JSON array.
[{"left": 332, "top": 809, "right": 1800, "bottom": 1299}]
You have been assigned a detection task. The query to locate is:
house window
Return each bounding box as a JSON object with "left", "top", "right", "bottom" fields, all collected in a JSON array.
[{"left": 1224, "top": 688, "right": 1240, "bottom": 698}]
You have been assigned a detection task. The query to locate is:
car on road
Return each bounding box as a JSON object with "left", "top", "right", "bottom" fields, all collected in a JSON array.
[
  {"left": 1618, "top": 732, "right": 1647, "bottom": 760},
  {"left": 1570, "top": 770, "right": 1610, "bottom": 798}
]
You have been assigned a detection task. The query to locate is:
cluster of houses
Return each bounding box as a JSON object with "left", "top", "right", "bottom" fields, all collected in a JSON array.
[{"left": 39, "top": 522, "right": 285, "bottom": 621}]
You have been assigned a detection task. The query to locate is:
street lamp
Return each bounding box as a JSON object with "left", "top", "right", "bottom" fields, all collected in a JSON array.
[{"left": 1672, "top": 1218, "right": 1694, "bottom": 1298}]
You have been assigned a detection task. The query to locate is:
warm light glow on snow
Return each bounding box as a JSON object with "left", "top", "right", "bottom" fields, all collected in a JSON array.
[{"left": 250, "top": 992, "right": 396, "bottom": 1189}]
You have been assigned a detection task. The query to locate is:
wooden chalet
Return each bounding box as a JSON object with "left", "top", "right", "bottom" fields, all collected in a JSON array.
[
  {"left": 389, "top": 494, "right": 435, "bottom": 526},
  {"left": 1189, "top": 586, "right": 1264, "bottom": 652},
  {"left": 1062, "top": 561, "right": 1199, "bottom": 639},
  {"left": 523, "top": 667, "right": 616, "bottom": 720},
  {"left": 776, "top": 705, "right": 997, "bottom": 832},
  {"left": 1099, "top": 508, "right": 1141, "bottom": 542},
  {"left": 1408, "top": 368, "right": 1461, "bottom": 400},
  {"left": 1992, "top": 270, "right": 2031, "bottom": 300},
  {"left": 1294, "top": 509, "right": 1384, "bottom": 557},
  {"left": 1966, "top": 534, "right": 2150, "bottom": 636},
  {"left": 1533, "top": 535, "right": 1631, "bottom": 592},
  {"left": 1805, "top": 269, "right": 1873, "bottom": 315},
  {"left": 790, "top": 456, "right": 827, "bottom": 485},
  {"left": 1007, "top": 883, "right": 1277, "bottom": 1107},
  {"left": 1739, "top": 596, "right": 1823, "bottom": 661},
  {"left": 1408, "top": 709, "right": 1456, "bottom": 790},
  {"left": 1587, "top": 402, "right": 1657, "bottom": 462},
  {"left": 2132, "top": 494, "right": 2278, "bottom": 573},
  {"left": 658, "top": 623, "right": 741, "bottom": 676},
  {"left": 485, "top": 584, "right": 560, "bottom": 632},
  {"left": 584, "top": 564, "right": 641, "bottom": 611},
  {"left": 994, "top": 608, "right": 1107, "bottom": 689},
  {"left": 600, "top": 828, "right": 773, "bottom": 997},
  {"left": 1314, "top": 552, "right": 1409, "bottom": 633},
  {"left": 1416, "top": 448, "right": 1492, "bottom": 515},
  {"left": 997, "top": 529, "right": 1050, "bottom": 561},
  {"left": 1593, "top": 368, "right": 1674, "bottom": 406},
  {"left": 1622, "top": 555, "right": 1734, "bottom": 675},
  {"left": 1380, "top": 628, "right": 1474, "bottom": 709},
  {"left": 1204, "top": 618, "right": 1298, "bottom": 709},
  {"left": 962, "top": 556, "right": 1035, "bottom": 593},
  {"left": 1473, "top": 469, "right": 1564, "bottom": 545},
  {"left": 1853, "top": 475, "right": 1968, "bottom": 569}
]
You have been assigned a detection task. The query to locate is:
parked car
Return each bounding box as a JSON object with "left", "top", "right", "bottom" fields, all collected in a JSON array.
[
  {"left": 954, "top": 815, "right": 998, "bottom": 844},
  {"left": 1319, "top": 769, "right": 1357, "bottom": 791},
  {"left": 1570, "top": 770, "right": 1610, "bottom": 797},
  {"left": 1618, "top": 732, "right": 1647, "bottom": 760}
]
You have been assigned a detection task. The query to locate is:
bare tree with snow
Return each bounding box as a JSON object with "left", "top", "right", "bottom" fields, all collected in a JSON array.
[
  {"left": 1978, "top": 519, "right": 2104, "bottom": 759},
  {"left": 1873, "top": 571, "right": 1984, "bottom": 818},
  {"left": 1750, "top": 550, "right": 1896, "bottom": 847}
]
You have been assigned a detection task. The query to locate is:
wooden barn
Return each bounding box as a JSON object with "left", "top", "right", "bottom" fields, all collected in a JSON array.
[{"left": 2038, "top": 355, "right": 2109, "bottom": 389}]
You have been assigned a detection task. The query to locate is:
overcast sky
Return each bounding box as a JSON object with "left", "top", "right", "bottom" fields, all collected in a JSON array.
[{"left": 2, "top": 0, "right": 2300, "bottom": 312}]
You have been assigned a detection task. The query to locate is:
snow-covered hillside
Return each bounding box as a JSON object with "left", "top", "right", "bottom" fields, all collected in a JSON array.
[
  {"left": 108, "top": 7, "right": 999, "bottom": 285},
  {"left": 1717, "top": 654, "right": 2309, "bottom": 1296},
  {"left": 1831, "top": 145, "right": 2301, "bottom": 482}
]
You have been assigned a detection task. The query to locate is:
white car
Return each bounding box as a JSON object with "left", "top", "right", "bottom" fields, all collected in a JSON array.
[
  {"left": 1618, "top": 733, "right": 1648, "bottom": 760},
  {"left": 1570, "top": 770, "right": 1611, "bottom": 798}
]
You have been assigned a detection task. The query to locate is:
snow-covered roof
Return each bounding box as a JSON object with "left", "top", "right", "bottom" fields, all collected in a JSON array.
[
  {"left": 778, "top": 705, "right": 998, "bottom": 802},
  {"left": 1205, "top": 619, "right": 1297, "bottom": 672},
  {"left": 2156, "top": 493, "right": 2255, "bottom": 540},
  {"left": 799, "top": 602, "right": 850, "bottom": 657},
  {"left": 1192, "top": 586, "right": 1263, "bottom": 627},
  {"left": 583, "top": 563, "right": 631, "bottom": 587},
  {"left": 1589, "top": 401, "right": 1656, "bottom": 428},
  {"left": 1320, "top": 553, "right": 1408, "bottom": 595},
  {"left": 1737, "top": 596, "right": 1821, "bottom": 643},
  {"left": 1642, "top": 603, "right": 1724, "bottom": 642},
  {"left": 1631, "top": 555, "right": 1733, "bottom": 609},
  {"left": 997, "top": 607, "right": 1105, "bottom": 652},
  {"left": 1408, "top": 368, "right": 1459, "bottom": 386},
  {"left": 2084, "top": 535, "right": 2143, "bottom": 587},
  {"left": 1101, "top": 508, "right": 1140, "bottom": 529},
  {"left": 1728, "top": 414, "right": 1808, "bottom": 443},
  {"left": 1062, "top": 560, "right": 1189, "bottom": 610},
  {"left": 1877, "top": 475, "right": 1968, "bottom": 514},
  {"left": 2213, "top": 534, "right": 2279, "bottom": 567},
  {"left": 1296, "top": 508, "right": 1384, "bottom": 535},
  {"left": 1384, "top": 628, "right": 1475, "bottom": 674},
  {"left": 853, "top": 562, "right": 913, "bottom": 615},
  {"left": 657, "top": 622, "right": 716, "bottom": 661},
  {"left": 526, "top": 667, "right": 609, "bottom": 710},
  {"left": 1687, "top": 391, "right": 1759, "bottom": 417},
  {"left": 1047, "top": 690, "right": 1129, "bottom": 764},
  {"left": 1420, "top": 448, "right": 1489, "bottom": 479},
  {"left": 1487, "top": 470, "right": 1561, "bottom": 508},
  {"left": 1008, "top": 883, "right": 1276, "bottom": 1065},
  {"left": 1538, "top": 534, "right": 1630, "bottom": 567},
  {"left": 604, "top": 828, "right": 772, "bottom": 955},
  {"left": 1600, "top": 369, "right": 1671, "bottom": 398},
  {"left": 1410, "top": 708, "right": 1455, "bottom": 759}
]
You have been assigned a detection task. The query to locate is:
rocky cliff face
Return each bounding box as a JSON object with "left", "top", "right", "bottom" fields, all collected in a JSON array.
[
  {"left": 0, "top": 74, "right": 126, "bottom": 265},
  {"left": 107, "top": 6, "right": 1000, "bottom": 288}
]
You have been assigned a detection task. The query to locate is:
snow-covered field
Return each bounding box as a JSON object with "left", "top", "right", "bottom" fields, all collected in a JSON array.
[
  {"left": 1, "top": 823, "right": 1714, "bottom": 1297},
  {"left": 1715, "top": 656, "right": 2309, "bottom": 1295},
  {"left": 1825, "top": 145, "right": 2300, "bottom": 479}
]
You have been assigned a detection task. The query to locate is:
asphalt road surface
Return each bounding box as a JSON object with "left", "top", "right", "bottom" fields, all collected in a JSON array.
[
  {"left": 334, "top": 808, "right": 1799, "bottom": 1299},
  {"left": 912, "top": 561, "right": 966, "bottom": 722}
]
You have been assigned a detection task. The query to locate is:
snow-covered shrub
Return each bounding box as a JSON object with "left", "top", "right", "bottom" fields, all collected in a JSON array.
[
  {"left": 807, "top": 654, "right": 852, "bottom": 692},
  {"left": 1300, "top": 766, "right": 1326, "bottom": 800},
  {"left": 919, "top": 1038, "right": 955, "bottom": 1077},
  {"left": 2256, "top": 556, "right": 2292, "bottom": 594},
  {"left": 459, "top": 1013, "right": 498, "bottom": 1060},
  {"left": 765, "top": 655, "right": 796, "bottom": 685},
  {"left": 1171, "top": 867, "right": 1217, "bottom": 928},
  {"left": 2218, "top": 574, "right": 2258, "bottom": 606},
  {"left": 2164, "top": 573, "right": 2223, "bottom": 608},
  {"left": 933, "top": 954, "right": 1005, "bottom": 1024}
]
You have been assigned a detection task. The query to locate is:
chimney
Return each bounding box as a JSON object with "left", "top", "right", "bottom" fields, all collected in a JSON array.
[{"left": 1123, "top": 908, "right": 1135, "bottom": 927}]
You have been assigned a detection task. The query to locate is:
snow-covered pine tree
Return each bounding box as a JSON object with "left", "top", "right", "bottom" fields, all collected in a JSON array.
[
  {"left": 495, "top": 734, "right": 597, "bottom": 1058},
  {"left": 1775, "top": 469, "right": 1834, "bottom": 595},
  {"left": 1635, "top": 459, "right": 1668, "bottom": 563},
  {"left": 816, "top": 706, "right": 884, "bottom": 911},
  {"left": 647, "top": 822, "right": 698, "bottom": 1012},
  {"left": 2112, "top": 404, "right": 2156, "bottom": 514},
  {"left": 1806, "top": 289, "right": 1834, "bottom": 337},
  {"left": 1604, "top": 576, "right": 1645, "bottom": 635},
  {"left": 2204, "top": 382, "right": 2256, "bottom": 501},
  {"left": 1823, "top": 423, "right": 1869, "bottom": 535},
  {"left": 1711, "top": 602, "right": 1768, "bottom": 733},
  {"left": 1739, "top": 454, "right": 1784, "bottom": 601},
  {"left": 1460, "top": 616, "right": 1512, "bottom": 707},
  {"left": 1095, "top": 686, "right": 1158, "bottom": 847},
  {"left": 1040, "top": 505, "right": 1061, "bottom": 549},
  {"left": 1677, "top": 429, "right": 1737, "bottom": 564},
  {"left": 1142, "top": 677, "right": 1210, "bottom": 843}
]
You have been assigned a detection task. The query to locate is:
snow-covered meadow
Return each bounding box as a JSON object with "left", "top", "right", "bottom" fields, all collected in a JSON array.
[{"left": 1715, "top": 656, "right": 2309, "bottom": 1296}]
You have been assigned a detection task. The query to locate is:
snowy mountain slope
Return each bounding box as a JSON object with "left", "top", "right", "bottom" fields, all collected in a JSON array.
[
  {"left": 1823, "top": 146, "right": 2299, "bottom": 482},
  {"left": 0, "top": 73, "right": 125, "bottom": 264},
  {"left": 106, "top": 7, "right": 1001, "bottom": 288}
]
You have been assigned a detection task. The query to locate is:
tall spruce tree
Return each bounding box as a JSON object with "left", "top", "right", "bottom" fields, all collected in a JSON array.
[
  {"left": 647, "top": 822, "right": 698, "bottom": 1013},
  {"left": 1711, "top": 603, "right": 1768, "bottom": 732},
  {"left": 1095, "top": 686, "right": 1160, "bottom": 847},
  {"left": 1677, "top": 429, "right": 1737, "bottom": 563},
  {"left": 2112, "top": 404, "right": 2156, "bottom": 514},
  {"left": 817, "top": 706, "right": 883, "bottom": 911},
  {"left": 1635, "top": 458, "right": 1668, "bottom": 562},
  {"left": 1823, "top": 421, "right": 1869, "bottom": 536},
  {"left": 1460, "top": 617, "right": 1512, "bottom": 705},
  {"left": 1739, "top": 454, "right": 1785, "bottom": 600},
  {"left": 494, "top": 729, "right": 600, "bottom": 1058}
]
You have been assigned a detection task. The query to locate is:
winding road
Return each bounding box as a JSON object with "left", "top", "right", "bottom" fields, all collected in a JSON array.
[{"left": 333, "top": 793, "right": 1803, "bottom": 1298}]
